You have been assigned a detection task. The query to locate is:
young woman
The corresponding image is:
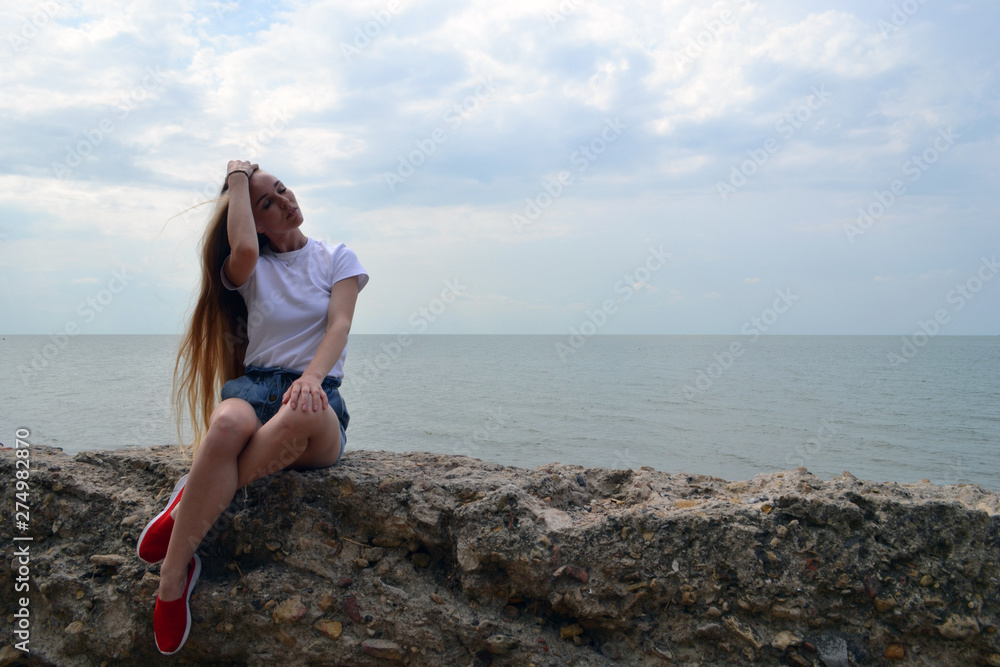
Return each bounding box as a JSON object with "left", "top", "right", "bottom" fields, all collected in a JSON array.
[{"left": 136, "top": 160, "right": 368, "bottom": 654}]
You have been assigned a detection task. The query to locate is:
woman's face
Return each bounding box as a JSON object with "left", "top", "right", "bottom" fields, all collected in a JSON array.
[{"left": 247, "top": 170, "right": 303, "bottom": 238}]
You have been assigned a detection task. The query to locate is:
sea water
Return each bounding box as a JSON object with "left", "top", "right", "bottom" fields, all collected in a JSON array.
[{"left": 1, "top": 335, "right": 997, "bottom": 490}]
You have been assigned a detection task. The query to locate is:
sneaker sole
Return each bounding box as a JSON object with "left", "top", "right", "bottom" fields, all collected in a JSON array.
[{"left": 136, "top": 474, "right": 188, "bottom": 564}]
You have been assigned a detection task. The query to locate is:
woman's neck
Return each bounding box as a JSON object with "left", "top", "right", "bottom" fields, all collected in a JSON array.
[{"left": 266, "top": 230, "right": 308, "bottom": 253}]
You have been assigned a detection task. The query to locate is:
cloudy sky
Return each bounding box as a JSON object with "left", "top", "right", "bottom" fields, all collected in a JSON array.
[{"left": 1, "top": 0, "right": 997, "bottom": 336}]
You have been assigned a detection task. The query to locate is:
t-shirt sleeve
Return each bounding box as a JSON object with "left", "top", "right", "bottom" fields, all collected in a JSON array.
[
  {"left": 330, "top": 244, "right": 369, "bottom": 292},
  {"left": 220, "top": 258, "right": 250, "bottom": 293}
]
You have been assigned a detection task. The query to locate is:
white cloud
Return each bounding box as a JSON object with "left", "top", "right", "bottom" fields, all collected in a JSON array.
[
  {"left": 1, "top": 0, "right": 997, "bottom": 335},
  {"left": 0, "top": 175, "right": 199, "bottom": 244},
  {"left": 752, "top": 11, "right": 900, "bottom": 78}
]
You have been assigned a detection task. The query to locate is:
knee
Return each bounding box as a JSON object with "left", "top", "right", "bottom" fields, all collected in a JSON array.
[{"left": 202, "top": 402, "right": 258, "bottom": 455}]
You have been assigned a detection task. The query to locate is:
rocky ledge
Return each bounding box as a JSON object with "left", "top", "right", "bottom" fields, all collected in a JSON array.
[{"left": 1, "top": 445, "right": 998, "bottom": 666}]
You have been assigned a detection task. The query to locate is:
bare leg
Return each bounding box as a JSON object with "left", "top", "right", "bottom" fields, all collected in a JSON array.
[
  {"left": 157, "top": 399, "right": 342, "bottom": 601},
  {"left": 236, "top": 399, "right": 342, "bottom": 487},
  {"left": 157, "top": 399, "right": 259, "bottom": 600}
]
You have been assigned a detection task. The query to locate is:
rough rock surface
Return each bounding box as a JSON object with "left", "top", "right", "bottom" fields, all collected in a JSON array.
[{"left": 1, "top": 445, "right": 998, "bottom": 666}]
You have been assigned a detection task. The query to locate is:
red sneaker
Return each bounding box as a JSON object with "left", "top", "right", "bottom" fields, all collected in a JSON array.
[
  {"left": 137, "top": 474, "right": 188, "bottom": 564},
  {"left": 154, "top": 553, "right": 202, "bottom": 655}
]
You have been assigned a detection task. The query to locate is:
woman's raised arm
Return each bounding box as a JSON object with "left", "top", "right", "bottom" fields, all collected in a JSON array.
[{"left": 223, "top": 160, "right": 259, "bottom": 287}]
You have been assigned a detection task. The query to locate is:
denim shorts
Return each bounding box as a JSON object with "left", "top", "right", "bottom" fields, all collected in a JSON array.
[{"left": 220, "top": 366, "right": 349, "bottom": 462}]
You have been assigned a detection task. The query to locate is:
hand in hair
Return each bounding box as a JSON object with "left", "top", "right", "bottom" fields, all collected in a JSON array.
[{"left": 226, "top": 160, "right": 258, "bottom": 183}]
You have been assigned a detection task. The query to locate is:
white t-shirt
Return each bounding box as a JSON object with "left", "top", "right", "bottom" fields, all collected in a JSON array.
[{"left": 222, "top": 238, "right": 368, "bottom": 378}]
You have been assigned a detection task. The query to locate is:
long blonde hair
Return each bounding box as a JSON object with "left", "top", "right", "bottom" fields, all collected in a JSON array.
[{"left": 172, "top": 183, "right": 266, "bottom": 453}]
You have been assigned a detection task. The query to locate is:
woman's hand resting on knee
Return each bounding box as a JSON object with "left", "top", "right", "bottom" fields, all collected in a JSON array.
[{"left": 283, "top": 375, "right": 329, "bottom": 412}]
